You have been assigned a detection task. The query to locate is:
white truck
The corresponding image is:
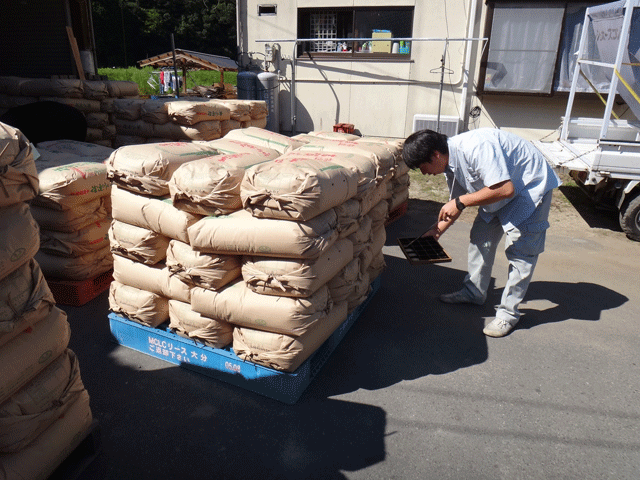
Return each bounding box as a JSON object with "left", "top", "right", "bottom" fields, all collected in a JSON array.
[{"left": 533, "top": 0, "right": 640, "bottom": 241}]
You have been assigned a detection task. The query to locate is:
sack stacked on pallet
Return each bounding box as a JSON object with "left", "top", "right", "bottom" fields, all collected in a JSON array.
[
  {"left": 287, "top": 132, "right": 394, "bottom": 279},
  {"left": 186, "top": 130, "right": 381, "bottom": 371},
  {"left": 0, "top": 76, "right": 139, "bottom": 148},
  {"left": 107, "top": 137, "right": 277, "bottom": 343},
  {"left": 0, "top": 122, "right": 93, "bottom": 479},
  {"left": 107, "top": 127, "right": 387, "bottom": 373},
  {"left": 111, "top": 98, "right": 270, "bottom": 147},
  {"left": 356, "top": 136, "right": 409, "bottom": 212},
  {"left": 31, "top": 140, "right": 114, "bottom": 281}
]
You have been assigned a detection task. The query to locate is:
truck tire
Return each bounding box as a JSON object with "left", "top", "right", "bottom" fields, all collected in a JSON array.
[{"left": 619, "top": 191, "right": 640, "bottom": 241}]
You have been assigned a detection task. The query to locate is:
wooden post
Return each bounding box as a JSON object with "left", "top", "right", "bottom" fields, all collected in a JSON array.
[{"left": 66, "top": 26, "right": 86, "bottom": 80}]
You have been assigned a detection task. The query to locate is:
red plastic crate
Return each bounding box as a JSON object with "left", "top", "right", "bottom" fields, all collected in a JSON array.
[
  {"left": 46, "top": 270, "right": 113, "bottom": 306},
  {"left": 386, "top": 200, "right": 408, "bottom": 225},
  {"left": 333, "top": 123, "right": 355, "bottom": 134}
]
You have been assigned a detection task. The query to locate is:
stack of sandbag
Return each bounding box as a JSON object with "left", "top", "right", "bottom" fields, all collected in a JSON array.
[
  {"left": 0, "top": 122, "right": 93, "bottom": 479},
  {"left": 184, "top": 138, "right": 376, "bottom": 372},
  {"left": 111, "top": 98, "right": 270, "bottom": 148},
  {"left": 285, "top": 134, "right": 395, "bottom": 281},
  {"left": 0, "top": 76, "right": 139, "bottom": 148},
  {"left": 31, "top": 140, "right": 114, "bottom": 281},
  {"left": 106, "top": 140, "right": 242, "bottom": 343},
  {"left": 107, "top": 127, "right": 386, "bottom": 373},
  {"left": 168, "top": 138, "right": 281, "bottom": 216},
  {"left": 355, "top": 136, "right": 409, "bottom": 212},
  {"left": 212, "top": 99, "right": 268, "bottom": 133}
]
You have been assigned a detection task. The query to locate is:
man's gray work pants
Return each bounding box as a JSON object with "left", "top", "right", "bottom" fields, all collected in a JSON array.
[{"left": 461, "top": 190, "right": 553, "bottom": 323}]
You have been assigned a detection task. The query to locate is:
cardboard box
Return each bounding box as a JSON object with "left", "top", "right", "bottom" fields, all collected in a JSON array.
[{"left": 372, "top": 30, "right": 392, "bottom": 53}]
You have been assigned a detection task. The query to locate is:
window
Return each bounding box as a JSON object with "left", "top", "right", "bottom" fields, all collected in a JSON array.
[
  {"left": 480, "top": 2, "right": 602, "bottom": 94},
  {"left": 258, "top": 5, "right": 277, "bottom": 16},
  {"left": 297, "top": 7, "right": 414, "bottom": 58}
]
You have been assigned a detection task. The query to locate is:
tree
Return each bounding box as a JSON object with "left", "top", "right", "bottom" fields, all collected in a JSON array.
[{"left": 91, "top": 0, "right": 237, "bottom": 68}]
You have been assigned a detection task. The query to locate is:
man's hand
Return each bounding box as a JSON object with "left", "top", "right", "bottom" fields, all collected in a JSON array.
[{"left": 438, "top": 199, "right": 462, "bottom": 223}]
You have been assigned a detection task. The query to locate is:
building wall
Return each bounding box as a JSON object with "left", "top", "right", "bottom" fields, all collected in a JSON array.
[{"left": 239, "top": 0, "right": 613, "bottom": 141}]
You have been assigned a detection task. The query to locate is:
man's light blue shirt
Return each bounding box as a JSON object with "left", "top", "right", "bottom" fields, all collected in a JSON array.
[{"left": 445, "top": 128, "right": 561, "bottom": 230}]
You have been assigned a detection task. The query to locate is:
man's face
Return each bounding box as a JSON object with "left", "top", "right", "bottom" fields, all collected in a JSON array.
[{"left": 418, "top": 151, "right": 447, "bottom": 176}]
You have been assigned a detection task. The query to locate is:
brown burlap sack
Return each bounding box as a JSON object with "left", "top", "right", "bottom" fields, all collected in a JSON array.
[
  {"left": 109, "top": 281, "right": 169, "bottom": 327},
  {"left": 191, "top": 280, "right": 332, "bottom": 336},
  {"left": 220, "top": 119, "right": 241, "bottom": 136},
  {"left": 300, "top": 130, "right": 361, "bottom": 141},
  {"left": 167, "top": 100, "right": 231, "bottom": 125},
  {"left": 0, "top": 259, "right": 55, "bottom": 345},
  {"left": 0, "top": 386, "right": 92, "bottom": 480},
  {"left": 107, "top": 141, "right": 220, "bottom": 196},
  {"left": 108, "top": 220, "right": 170, "bottom": 265},
  {"left": 112, "top": 118, "right": 154, "bottom": 138},
  {"left": 105, "top": 80, "right": 139, "bottom": 97},
  {"left": 35, "top": 139, "right": 114, "bottom": 164},
  {"left": 20, "top": 78, "right": 83, "bottom": 98},
  {"left": 295, "top": 137, "right": 394, "bottom": 185},
  {"left": 168, "top": 299, "right": 233, "bottom": 349},
  {"left": 328, "top": 256, "right": 360, "bottom": 303},
  {"left": 33, "top": 161, "right": 110, "bottom": 210},
  {"left": 233, "top": 301, "right": 348, "bottom": 372},
  {"left": 40, "top": 218, "right": 111, "bottom": 257},
  {"left": 368, "top": 199, "right": 390, "bottom": 230},
  {"left": 0, "top": 122, "right": 38, "bottom": 207},
  {"left": 275, "top": 149, "right": 377, "bottom": 200},
  {"left": 389, "top": 187, "right": 409, "bottom": 212},
  {"left": 334, "top": 198, "right": 361, "bottom": 238},
  {"left": 222, "top": 127, "right": 307, "bottom": 155},
  {"left": 347, "top": 271, "right": 371, "bottom": 313},
  {"left": 35, "top": 245, "right": 112, "bottom": 281},
  {"left": 0, "top": 307, "right": 70, "bottom": 405},
  {"left": 30, "top": 196, "right": 108, "bottom": 233},
  {"left": 165, "top": 240, "right": 241, "bottom": 291},
  {"left": 210, "top": 99, "right": 251, "bottom": 122},
  {"left": 0, "top": 202, "right": 40, "bottom": 281},
  {"left": 359, "top": 178, "right": 391, "bottom": 216},
  {"left": 242, "top": 238, "right": 353, "bottom": 298},
  {"left": 169, "top": 151, "right": 279, "bottom": 216},
  {"left": 0, "top": 349, "right": 85, "bottom": 453},
  {"left": 110, "top": 185, "right": 202, "bottom": 243},
  {"left": 0, "top": 77, "right": 28, "bottom": 96},
  {"left": 368, "top": 250, "right": 386, "bottom": 282},
  {"left": 113, "top": 98, "right": 146, "bottom": 121},
  {"left": 347, "top": 214, "right": 373, "bottom": 256},
  {"left": 206, "top": 137, "right": 281, "bottom": 158},
  {"left": 140, "top": 99, "right": 171, "bottom": 125},
  {"left": 112, "top": 255, "right": 190, "bottom": 303},
  {"left": 188, "top": 207, "right": 338, "bottom": 259},
  {"left": 241, "top": 156, "right": 358, "bottom": 221},
  {"left": 82, "top": 80, "right": 109, "bottom": 100}
]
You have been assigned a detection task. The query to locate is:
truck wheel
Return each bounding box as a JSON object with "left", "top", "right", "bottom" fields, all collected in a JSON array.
[{"left": 619, "top": 192, "right": 640, "bottom": 241}]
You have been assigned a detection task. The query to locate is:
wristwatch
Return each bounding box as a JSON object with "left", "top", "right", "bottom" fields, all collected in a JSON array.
[{"left": 455, "top": 197, "right": 466, "bottom": 211}]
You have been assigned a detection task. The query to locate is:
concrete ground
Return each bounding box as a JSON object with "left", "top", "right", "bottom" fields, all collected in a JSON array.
[{"left": 62, "top": 197, "right": 640, "bottom": 480}]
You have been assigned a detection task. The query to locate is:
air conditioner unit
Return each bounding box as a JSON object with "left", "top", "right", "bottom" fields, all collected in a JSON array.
[{"left": 413, "top": 114, "right": 460, "bottom": 137}]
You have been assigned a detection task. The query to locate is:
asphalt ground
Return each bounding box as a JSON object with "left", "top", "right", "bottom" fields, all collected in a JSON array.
[{"left": 61, "top": 197, "right": 640, "bottom": 480}]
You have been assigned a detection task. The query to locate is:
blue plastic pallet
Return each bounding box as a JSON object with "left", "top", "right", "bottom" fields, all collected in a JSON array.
[{"left": 109, "top": 276, "right": 380, "bottom": 404}]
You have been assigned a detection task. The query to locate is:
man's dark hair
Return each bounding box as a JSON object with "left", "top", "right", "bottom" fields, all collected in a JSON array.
[{"left": 402, "top": 129, "right": 449, "bottom": 170}]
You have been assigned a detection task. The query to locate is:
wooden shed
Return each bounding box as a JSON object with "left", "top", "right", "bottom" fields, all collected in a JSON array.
[{"left": 138, "top": 49, "right": 238, "bottom": 94}]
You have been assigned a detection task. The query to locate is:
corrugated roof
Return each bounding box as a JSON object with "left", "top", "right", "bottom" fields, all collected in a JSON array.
[{"left": 138, "top": 49, "right": 238, "bottom": 71}]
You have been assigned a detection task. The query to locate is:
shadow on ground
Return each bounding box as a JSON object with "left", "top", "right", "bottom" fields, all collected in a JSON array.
[
  {"left": 65, "top": 294, "right": 386, "bottom": 480},
  {"left": 558, "top": 184, "right": 621, "bottom": 232},
  {"left": 516, "top": 280, "right": 628, "bottom": 331}
]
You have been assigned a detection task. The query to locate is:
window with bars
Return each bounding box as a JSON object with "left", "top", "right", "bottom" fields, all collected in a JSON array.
[{"left": 297, "top": 7, "right": 414, "bottom": 58}]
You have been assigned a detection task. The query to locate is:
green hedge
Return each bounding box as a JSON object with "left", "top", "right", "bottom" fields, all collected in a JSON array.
[{"left": 97, "top": 67, "right": 237, "bottom": 96}]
